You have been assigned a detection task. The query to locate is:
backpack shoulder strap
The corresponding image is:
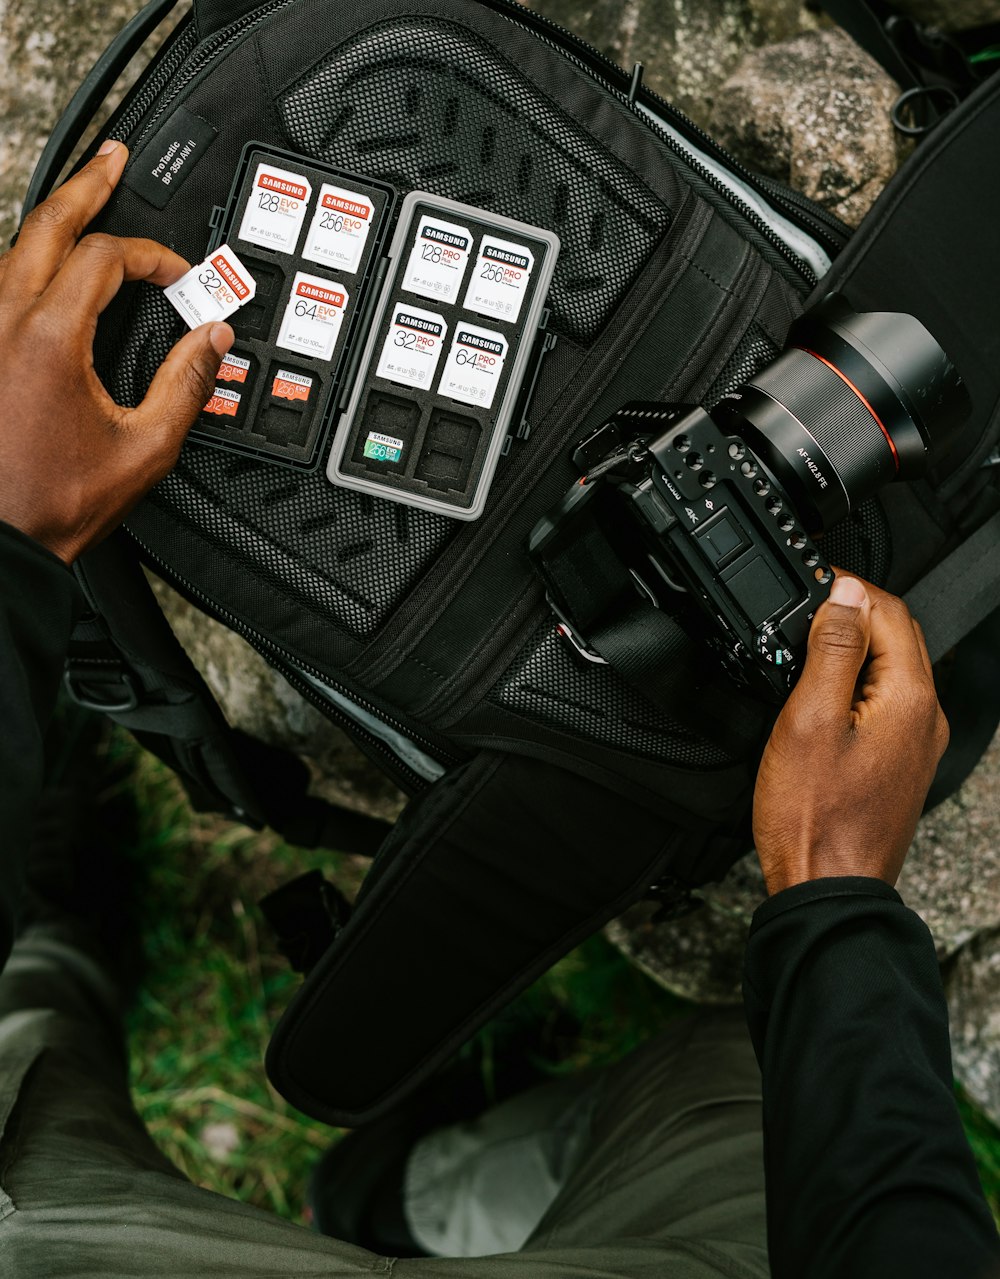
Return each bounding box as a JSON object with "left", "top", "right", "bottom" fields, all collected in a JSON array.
[
  {"left": 903, "top": 509, "right": 1000, "bottom": 808},
  {"left": 903, "top": 507, "right": 1000, "bottom": 664},
  {"left": 265, "top": 747, "right": 748, "bottom": 1126},
  {"left": 67, "top": 531, "right": 391, "bottom": 854}
]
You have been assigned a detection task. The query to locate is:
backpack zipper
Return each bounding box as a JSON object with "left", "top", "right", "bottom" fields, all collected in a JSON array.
[
  {"left": 128, "top": 533, "right": 462, "bottom": 790},
  {"left": 126, "top": 0, "right": 299, "bottom": 152},
  {"left": 484, "top": 0, "right": 849, "bottom": 258},
  {"left": 485, "top": 4, "right": 837, "bottom": 284},
  {"left": 107, "top": 13, "right": 200, "bottom": 144}
]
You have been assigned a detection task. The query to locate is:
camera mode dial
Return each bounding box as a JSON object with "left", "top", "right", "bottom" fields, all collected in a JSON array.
[{"left": 755, "top": 622, "right": 795, "bottom": 685}]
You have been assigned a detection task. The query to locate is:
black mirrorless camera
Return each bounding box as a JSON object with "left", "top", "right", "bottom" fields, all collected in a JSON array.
[{"left": 529, "top": 294, "right": 970, "bottom": 702}]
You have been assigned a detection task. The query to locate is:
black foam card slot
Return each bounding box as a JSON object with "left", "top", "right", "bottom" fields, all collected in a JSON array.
[
  {"left": 414, "top": 410, "right": 482, "bottom": 492},
  {"left": 229, "top": 257, "right": 285, "bottom": 342},
  {"left": 255, "top": 360, "right": 320, "bottom": 447},
  {"left": 351, "top": 391, "right": 422, "bottom": 475},
  {"left": 198, "top": 347, "right": 259, "bottom": 433}
]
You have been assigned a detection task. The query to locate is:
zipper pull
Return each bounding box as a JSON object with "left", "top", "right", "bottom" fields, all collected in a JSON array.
[{"left": 628, "top": 62, "right": 644, "bottom": 106}]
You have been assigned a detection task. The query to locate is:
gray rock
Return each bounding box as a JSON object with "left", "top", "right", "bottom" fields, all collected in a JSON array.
[
  {"left": 946, "top": 927, "right": 1000, "bottom": 1124},
  {"left": 894, "top": 0, "right": 1000, "bottom": 32},
  {"left": 525, "top": 0, "right": 817, "bottom": 129},
  {"left": 0, "top": 0, "right": 184, "bottom": 241},
  {"left": 711, "top": 28, "right": 905, "bottom": 227}
]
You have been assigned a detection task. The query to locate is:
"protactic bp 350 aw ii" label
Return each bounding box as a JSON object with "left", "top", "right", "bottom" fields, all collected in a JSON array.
[
  {"left": 375, "top": 304, "right": 448, "bottom": 390},
  {"left": 302, "top": 184, "right": 374, "bottom": 274},
  {"left": 238, "top": 162, "right": 312, "bottom": 255},
  {"left": 439, "top": 323, "right": 508, "bottom": 409},
  {"left": 463, "top": 235, "right": 534, "bottom": 324},
  {"left": 164, "top": 244, "right": 256, "bottom": 328},
  {"left": 277, "top": 272, "right": 349, "bottom": 362},
  {"left": 401, "top": 215, "right": 472, "bottom": 304}
]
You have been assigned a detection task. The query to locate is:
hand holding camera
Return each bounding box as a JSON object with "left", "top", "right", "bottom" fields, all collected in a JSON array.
[
  {"left": 752, "top": 571, "right": 950, "bottom": 894},
  {"left": 532, "top": 295, "right": 970, "bottom": 704}
]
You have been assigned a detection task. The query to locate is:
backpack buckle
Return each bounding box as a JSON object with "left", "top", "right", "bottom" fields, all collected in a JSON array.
[{"left": 63, "top": 659, "right": 140, "bottom": 713}]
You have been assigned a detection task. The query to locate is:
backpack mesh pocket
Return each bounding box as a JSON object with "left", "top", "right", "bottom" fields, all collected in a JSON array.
[{"left": 280, "top": 16, "right": 668, "bottom": 344}]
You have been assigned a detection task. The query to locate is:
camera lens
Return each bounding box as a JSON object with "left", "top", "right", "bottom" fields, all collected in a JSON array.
[{"left": 717, "top": 293, "right": 970, "bottom": 531}]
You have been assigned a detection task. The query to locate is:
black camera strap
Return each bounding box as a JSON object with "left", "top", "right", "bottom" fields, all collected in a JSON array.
[
  {"left": 586, "top": 603, "right": 771, "bottom": 757},
  {"left": 903, "top": 509, "right": 1000, "bottom": 665}
]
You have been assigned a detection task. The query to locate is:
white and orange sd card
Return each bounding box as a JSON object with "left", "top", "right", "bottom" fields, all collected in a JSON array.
[
  {"left": 238, "top": 162, "right": 312, "bottom": 254},
  {"left": 165, "top": 244, "right": 257, "bottom": 328},
  {"left": 303, "top": 184, "right": 374, "bottom": 273},
  {"left": 277, "top": 271, "right": 349, "bottom": 361}
]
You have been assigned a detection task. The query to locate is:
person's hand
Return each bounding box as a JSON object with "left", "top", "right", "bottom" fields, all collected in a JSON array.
[
  {"left": 0, "top": 139, "right": 233, "bottom": 564},
  {"left": 753, "top": 572, "right": 949, "bottom": 894}
]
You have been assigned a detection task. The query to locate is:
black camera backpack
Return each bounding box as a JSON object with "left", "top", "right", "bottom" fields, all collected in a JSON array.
[{"left": 28, "top": 0, "right": 1000, "bottom": 1124}]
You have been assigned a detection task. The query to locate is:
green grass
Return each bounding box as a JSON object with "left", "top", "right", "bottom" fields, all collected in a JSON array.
[{"left": 108, "top": 726, "right": 1000, "bottom": 1228}]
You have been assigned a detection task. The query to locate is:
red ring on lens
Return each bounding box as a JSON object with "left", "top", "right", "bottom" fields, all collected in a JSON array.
[{"left": 794, "top": 346, "right": 900, "bottom": 472}]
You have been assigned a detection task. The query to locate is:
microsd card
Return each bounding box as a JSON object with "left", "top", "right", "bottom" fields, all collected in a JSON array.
[
  {"left": 401, "top": 215, "right": 472, "bottom": 304},
  {"left": 277, "top": 272, "right": 349, "bottom": 361},
  {"left": 464, "top": 235, "right": 535, "bottom": 324},
  {"left": 303, "top": 184, "right": 374, "bottom": 274},
  {"left": 439, "top": 323, "right": 508, "bottom": 409},
  {"left": 270, "top": 368, "right": 314, "bottom": 405},
  {"left": 203, "top": 387, "right": 242, "bottom": 419},
  {"left": 363, "top": 431, "right": 405, "bottom": 464},
  {"left": 238, "top": 162, "right": 312, "bottom": 254},
  {"left": 165, "top": 244, "right": 256, "bottom": 328},
  {"left": 216, "top": 353, "right": 251, "bottom": 384},
  {"left": 375, "top": 305, "right": 448, "bottom": 390}
]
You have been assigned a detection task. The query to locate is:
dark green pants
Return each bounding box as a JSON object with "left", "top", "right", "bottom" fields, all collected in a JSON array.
[{"left": 0, "top": 931, "right": 769, "bottom": 1277}]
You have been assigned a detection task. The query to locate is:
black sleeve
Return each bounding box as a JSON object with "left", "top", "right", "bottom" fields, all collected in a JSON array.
[
  {"left": 0, "top": 520, "right": 83, "bottom": 968},
  {"left": 743, "top": 876, "right": 1000, "bottom": 1279}
]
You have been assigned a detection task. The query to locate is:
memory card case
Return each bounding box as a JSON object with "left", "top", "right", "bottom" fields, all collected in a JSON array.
[{"left": 196, "top": 143, "right": 559, "bottom": 520}]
